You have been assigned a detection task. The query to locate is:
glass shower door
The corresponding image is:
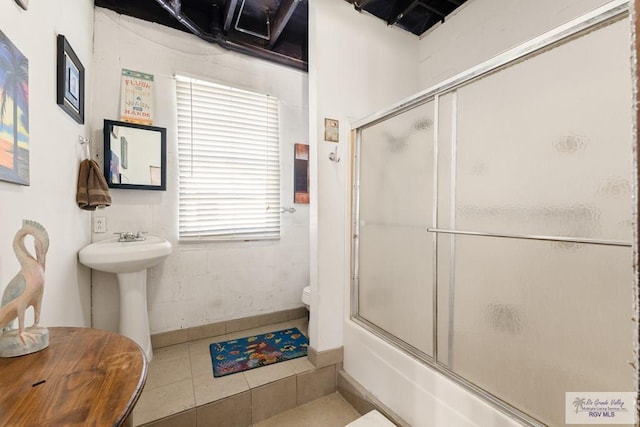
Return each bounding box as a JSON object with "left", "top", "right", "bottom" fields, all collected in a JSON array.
[
  {"left": 352, "top": 8, "right": 633, "bottom": 427},
  {"left": 356, "top": 101, "right": 436, "bottom": 357},
  {"left": 435, "top": 17, "right": 633, "bottom": 426}
]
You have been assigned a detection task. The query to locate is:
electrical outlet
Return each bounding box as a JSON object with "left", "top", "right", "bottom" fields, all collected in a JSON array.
[{"left": 93, "top": 216, "right": 106, "bottom": 233}]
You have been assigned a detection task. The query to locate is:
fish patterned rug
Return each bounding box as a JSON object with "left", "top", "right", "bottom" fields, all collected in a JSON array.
[{"left": 209, "top": 327, "right": 309, "bottom": 377}]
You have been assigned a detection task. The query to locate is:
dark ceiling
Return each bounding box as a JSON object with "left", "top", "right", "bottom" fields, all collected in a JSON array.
[
  {"left": 349, "top": 0, "right": 466, "bottom": 36},
  {"left": 94, "top": 0, "right": 467, "bottom": 72}
]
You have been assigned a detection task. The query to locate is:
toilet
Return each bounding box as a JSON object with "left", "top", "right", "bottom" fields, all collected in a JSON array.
[{"left": 301, "top": 286, "right": 311, "bottom": 309}]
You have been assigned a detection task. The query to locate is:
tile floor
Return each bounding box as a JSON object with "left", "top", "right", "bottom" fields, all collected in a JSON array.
[
  {"left": 252, "top": 393, "right": 361, "bottom": 427},
  {"left": 133, "top": 317, "right": 359, "bottom": 426}
]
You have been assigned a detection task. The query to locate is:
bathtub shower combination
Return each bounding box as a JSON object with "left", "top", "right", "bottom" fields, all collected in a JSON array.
[{"left": 350, "top": 2, "right": 633, "bottom": 426}]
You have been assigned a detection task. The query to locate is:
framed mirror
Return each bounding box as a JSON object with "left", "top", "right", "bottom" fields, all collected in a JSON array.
[{"left": 103, "top": 119, "right": 166, "bottom": 190}]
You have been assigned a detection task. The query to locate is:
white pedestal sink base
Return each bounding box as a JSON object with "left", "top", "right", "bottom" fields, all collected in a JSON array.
[
  {"left": 78, "top": 235, "right": 172, "bottom": 363},
  {"left": 117, "top": 270, "right": 153, "bottom": 361}
]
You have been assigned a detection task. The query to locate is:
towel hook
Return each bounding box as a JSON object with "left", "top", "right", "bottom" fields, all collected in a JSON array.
[
  {"left": 79, "top": 136, "right": 90, "bottom": 159},
  {"left": 329, "top": 146, "right": 340, "bottom": 163}
]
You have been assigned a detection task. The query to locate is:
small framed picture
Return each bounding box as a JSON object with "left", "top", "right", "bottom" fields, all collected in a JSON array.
[
  {"left": 56, "top": 35, "right": 84, "bottom": 124},
  {"left": 294, "top": 143, "right": 309, "bottom": 204},
  {"left": 324, "top": 118, "right": 339, "bottom": 142}
]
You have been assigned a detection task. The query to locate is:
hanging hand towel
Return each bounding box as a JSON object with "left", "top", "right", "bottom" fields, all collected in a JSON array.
[{"left": 76, "top": 159, "right": 112, "bottom": 210}]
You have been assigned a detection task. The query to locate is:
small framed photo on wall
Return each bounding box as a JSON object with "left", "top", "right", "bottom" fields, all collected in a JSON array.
[
  {"left": 294, "top": 143, "right": 309, "bottom": 204},
  {"left": 56, "top": 35, "right": 84, "bottom": 124},
  {"left": 324, "top": 118, "right": 339, "bottom": 142}
]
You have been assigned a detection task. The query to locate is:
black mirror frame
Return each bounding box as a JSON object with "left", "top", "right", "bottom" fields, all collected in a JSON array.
[{"left": 103, "top": 119, "right": 167, "bottom": 191}]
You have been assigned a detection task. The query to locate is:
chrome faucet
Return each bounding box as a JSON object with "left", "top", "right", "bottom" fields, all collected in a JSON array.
[{"left": 115, "top": 231, "right": 146, "bottom": 242}]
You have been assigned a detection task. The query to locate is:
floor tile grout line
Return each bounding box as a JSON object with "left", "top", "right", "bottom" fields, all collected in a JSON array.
[
  {"left": 188, "top": 342, "right": 198, "bottom": 417},
  {"left": 138, "top": 364, "right": 313, "bottom": 426},
  {"left": 137, "top": 318, "right": 311, "bottom": 426}
]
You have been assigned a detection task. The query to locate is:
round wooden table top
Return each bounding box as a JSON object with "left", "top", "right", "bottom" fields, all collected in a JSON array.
[{"left": 0, "top": 327, "right": 148, "bottom": 427}]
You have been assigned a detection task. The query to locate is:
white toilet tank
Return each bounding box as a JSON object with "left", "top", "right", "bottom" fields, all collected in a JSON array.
[{"left": 302, "top": 286, "right": 311, "bottom": 307}]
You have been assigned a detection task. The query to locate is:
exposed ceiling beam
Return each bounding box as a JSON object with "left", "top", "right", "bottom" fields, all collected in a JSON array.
[
  {"left": 443, "top": 0, "right": 463, "bottom": 5},
  {"left": 267, "top": 0, "right": 301, "bottom": 49},
  {"left": 388, "top": 0, "right": 420, "bottom": 26},
  {"left": 354, "top": 0, "right": 373, "bottom": 12},
  {"left": 223, "top": 0, "right": 239, "bottom": 32},
  {"left": 169, "top": 0, "right": 181, "bottom": 14},
  {"left": 418, "top": 1, "right": 446, "bottom": 21},
  {"left": 154, "top": 0, "right": 307, "bottom": 70}
]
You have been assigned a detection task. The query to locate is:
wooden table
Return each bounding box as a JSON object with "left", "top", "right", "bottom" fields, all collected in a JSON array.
[{"left": 0, "top": 327, "right": 147, "bottom": 426}]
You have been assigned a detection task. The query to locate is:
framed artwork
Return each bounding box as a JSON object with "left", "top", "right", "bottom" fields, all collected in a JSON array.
[
  {"left": 324, "top": 118, "right": 339, "bottom": 142},
  {"left": 0, "top": 29, "right": 29, "bottom": 185},
  {"left": 56, "top": 35, "right": 84, "bottom": 124},
  {"left": 120, "top": 69, "right": 154, "bottom": 125},
  {"left": 294, "top": 143, "right": 309, "bottom": 204}
]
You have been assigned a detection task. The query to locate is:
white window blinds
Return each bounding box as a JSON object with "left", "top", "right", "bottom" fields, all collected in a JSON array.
[{"left": 176, "top": 75, "right": 280, "bottom": 240}]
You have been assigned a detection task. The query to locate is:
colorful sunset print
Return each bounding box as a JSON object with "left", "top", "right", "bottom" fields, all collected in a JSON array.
[{"left": 0, "top": 29, "right": 28, "bottom": 185}]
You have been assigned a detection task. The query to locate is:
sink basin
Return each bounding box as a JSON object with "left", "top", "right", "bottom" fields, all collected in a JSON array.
[
  {"left": 78, "top": 235, "right": 172, "bottom": 274},
  {"left": 78, "top": 235, "right": 172, "bottom": 361}
]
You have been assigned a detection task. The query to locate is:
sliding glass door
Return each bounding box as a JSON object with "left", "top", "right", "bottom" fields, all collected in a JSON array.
[
  {"left": 356, "top": 101, "right": 436, "bottom": 357},
  {"left": 352, "top": 7, "right": 633, "bottom": 426}
]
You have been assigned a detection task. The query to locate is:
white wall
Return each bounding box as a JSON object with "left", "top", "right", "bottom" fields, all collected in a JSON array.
[
  {"left": 90, "top": 9, "right": 309, "bottom": 334},
  {"left": 0, "top": 1, "right": 93, "bottom": 328},
  {"left": 418, "top": 0, "right": 614, "bottom": 89},
  {"left": 308, "top": 0, "right": 420, "bottom": 352},
  {"left": 342, "top": 1, "right": 628, "bottom": 426}
]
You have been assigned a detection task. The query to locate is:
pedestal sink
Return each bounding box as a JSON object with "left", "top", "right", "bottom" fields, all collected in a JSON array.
[{"left": 78, "top": 235, "right": 172, "bottom": 361}]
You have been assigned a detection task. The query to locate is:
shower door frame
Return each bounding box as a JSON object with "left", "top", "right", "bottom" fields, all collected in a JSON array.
[{"left": 350, "top": 1, "right": 632, "bottom": 426}]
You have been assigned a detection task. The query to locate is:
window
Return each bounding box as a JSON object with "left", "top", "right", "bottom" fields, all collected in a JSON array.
[{"left": 176, "top": 75, "right": 280, "bottom": 240}]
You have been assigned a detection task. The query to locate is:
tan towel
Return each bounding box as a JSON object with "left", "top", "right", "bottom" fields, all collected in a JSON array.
[{"left": 76, "top": 159, "right": 112, "bottom": 210}]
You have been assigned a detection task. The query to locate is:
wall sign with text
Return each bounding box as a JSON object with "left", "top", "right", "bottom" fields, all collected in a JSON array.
[{"left": 120, "top": 69, "right": 154, "bottom": 125}]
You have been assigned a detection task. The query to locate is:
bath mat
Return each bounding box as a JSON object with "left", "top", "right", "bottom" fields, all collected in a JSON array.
[{"left": 209, "top": 327, "right": 309, "bottom": 377}]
